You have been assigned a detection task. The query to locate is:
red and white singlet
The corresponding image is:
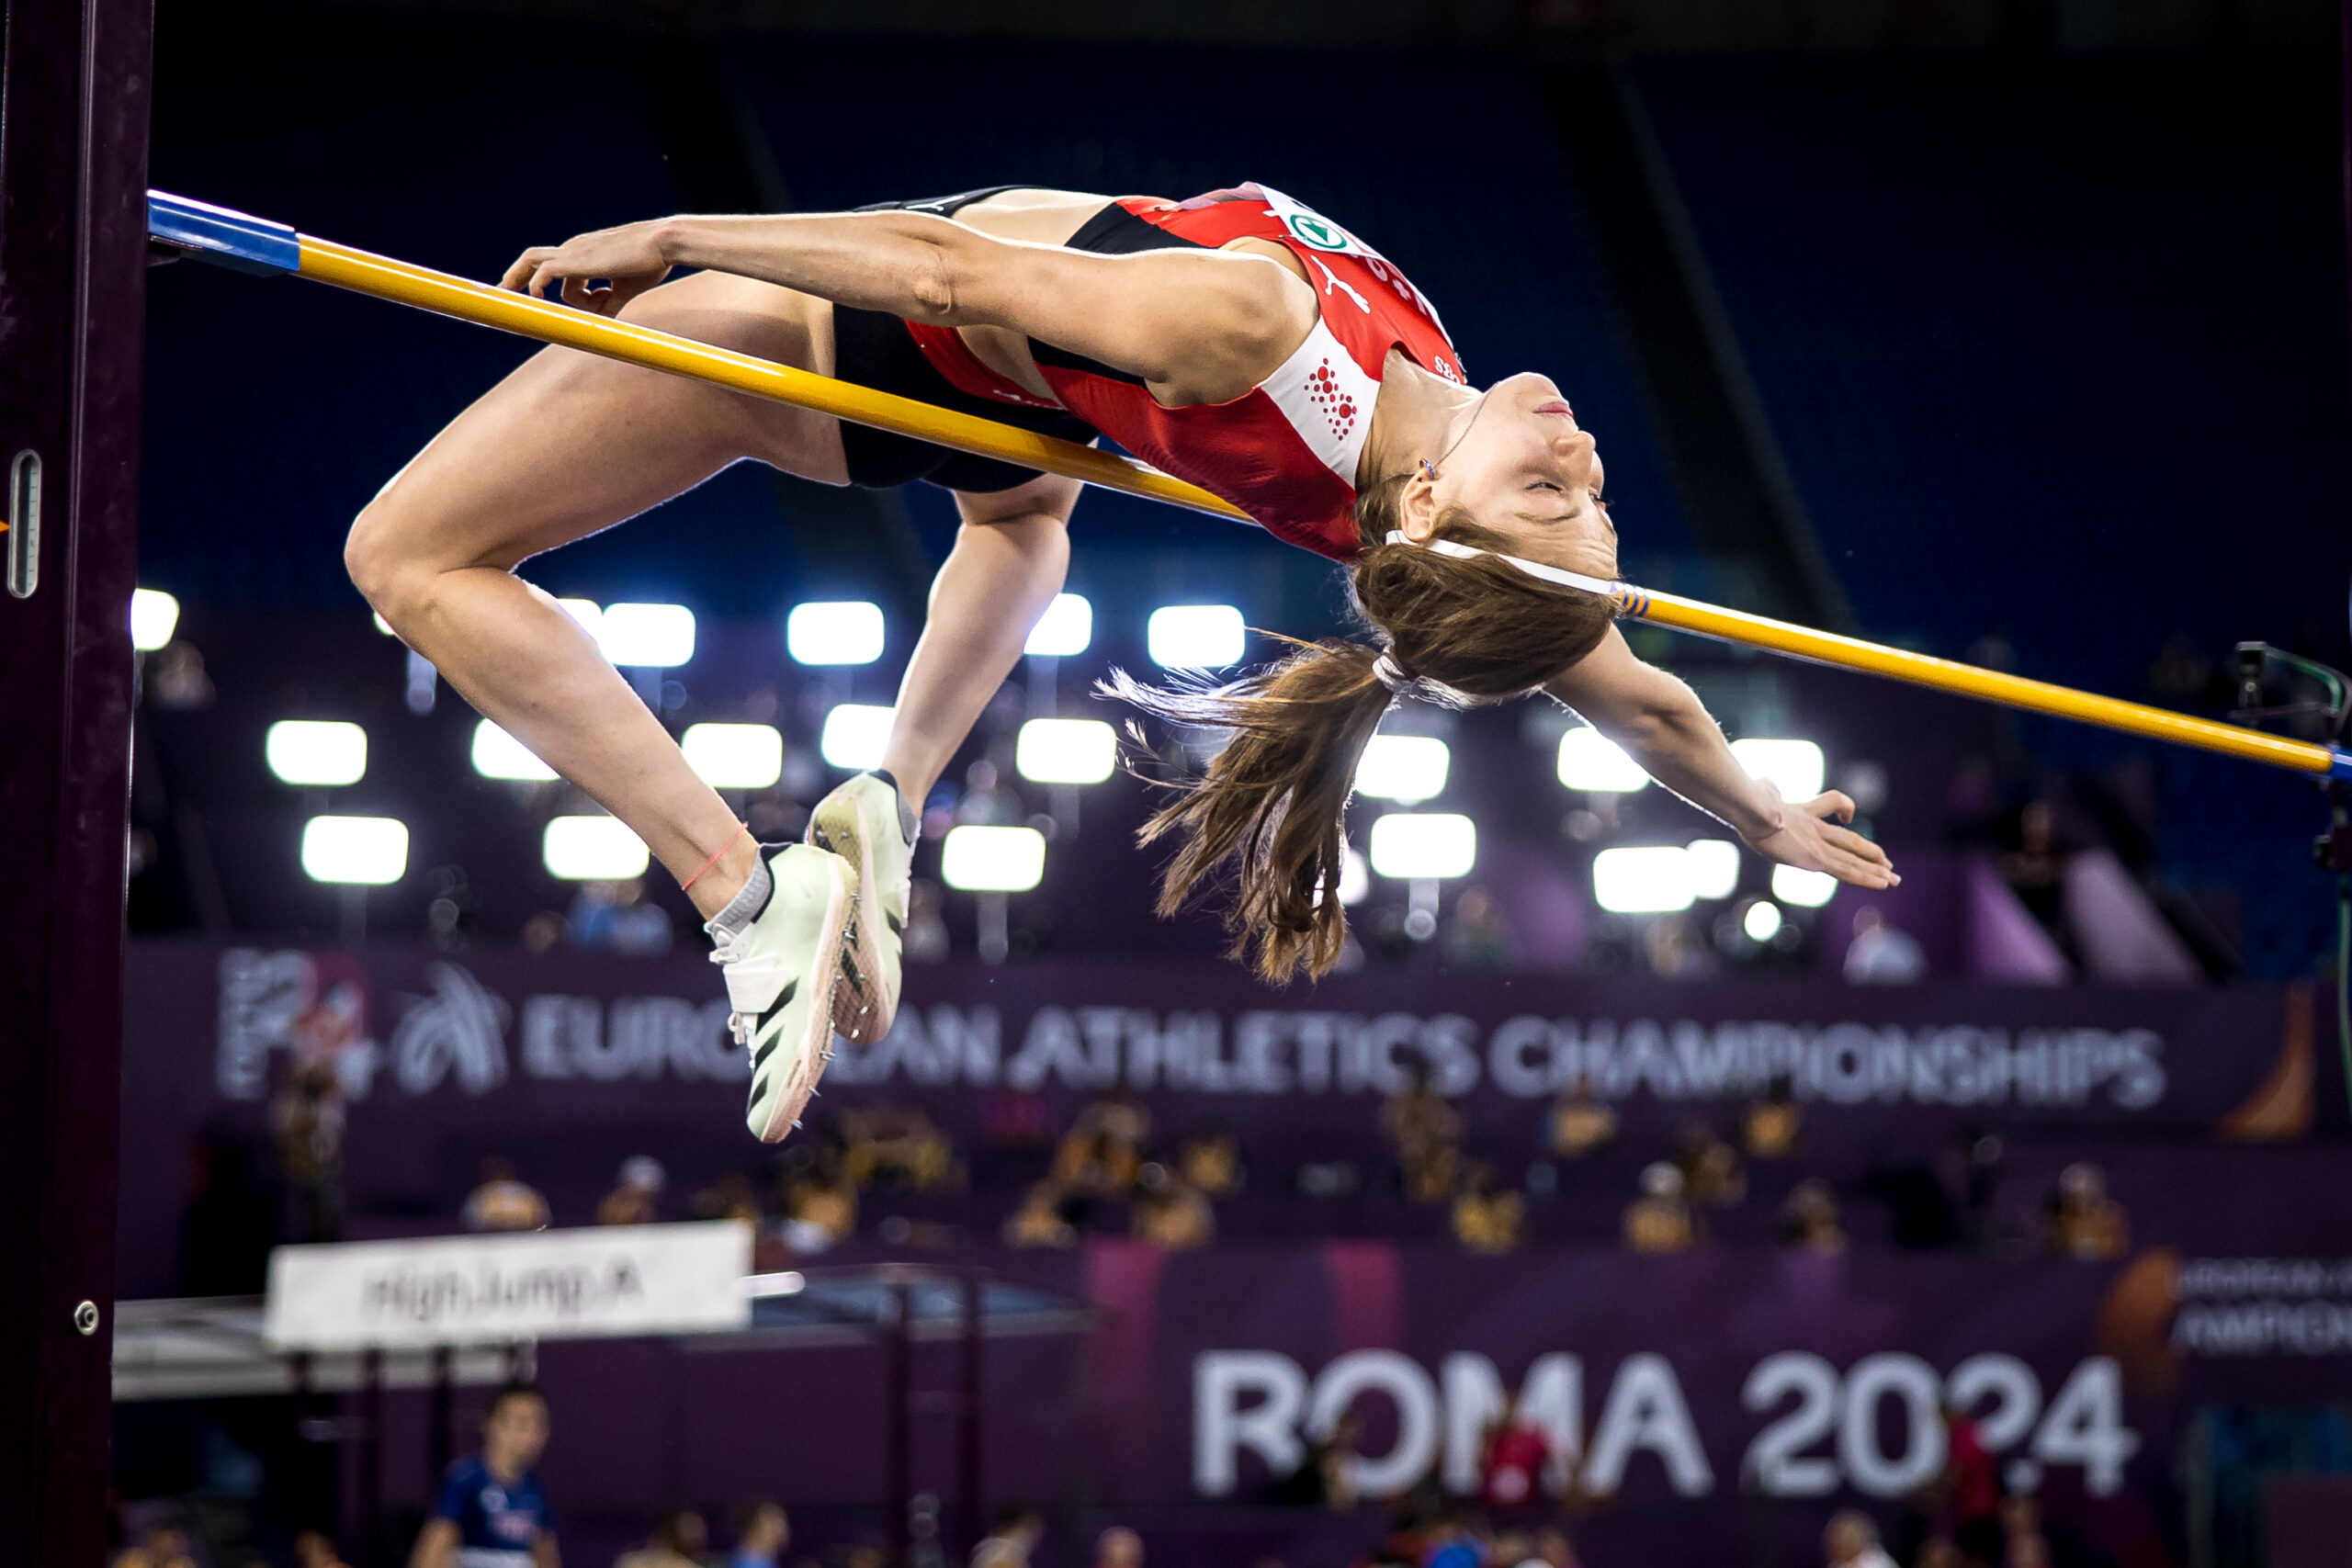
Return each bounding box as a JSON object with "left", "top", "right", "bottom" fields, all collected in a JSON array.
[{"left": 902, "top": 184, "right": 1465, "bottom": 562}]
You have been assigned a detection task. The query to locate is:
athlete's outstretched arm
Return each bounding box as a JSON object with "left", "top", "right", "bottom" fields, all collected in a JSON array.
[
  {"left": 1545, "top": 626, "right": 1899, "bottom": 889},
  {"left": 501, "top": 210, "right": 1317, "bottom": 404}
]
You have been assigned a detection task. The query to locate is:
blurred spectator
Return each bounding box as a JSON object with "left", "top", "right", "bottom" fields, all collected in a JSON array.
[
  {"left": 115, "top": 1525, "right": 198, "bottom": 1568},
  {"left": 147, "top": 642, "right": 215, "bottom": 709},
  {"left": 1844, "top": 906, "right": 1928, "bottom": 985},
  {"left": 2000, "top": 800, "right": 2067, "bottom": 941},
  {"left": 1915, "top": 1540, "right": 1963, "bottom": 1568},
  {"left": 1054, "top": 1088, "right": 1150, "bottom": 1197},
  {"left": 271, "top": 1056, "right": 346, "bottom": 1243},
  {"left": 1935, "top": 1402, "right": 2002, "bottom": 1567},
  {"left": 2046, "top": 1161, "right": 2130, "bottom": 1260},
  {"left": 1271, "top": 1410, "right": 1361, "bottom": 1509},
  {"left": 616, "top": 1509, "right": 709, "bottom": 1568},
  {"left": 1623, "top": 1163, "right": 1699, "bottom": 1253},
  {"left": 1003, "top": 1180, "right": 1080, "bottom": 1248},
  {"left": 1645, "top": 914, "right": 1716, "bottom": 977},
  {"left": 1675, "top": 1120, "right": 1747, "bottom": 1207},
  {"left": 462, "top": 1156, "right": 550, "bottom": 1233},
  {"left": 1740, "top": 1074, "right": 1803, "bottom": 1158},
  {"left": 565, "top": 877, "right": 673, "bottom": 955},
  {"left": 1960, "top": 1131, "right": 2004, "bottom": 1249},
  {"left": 1452, "top": 1163, "right": 1525, "bottom": 1255},
  {"left": 294, "top": 1530, "right": 352, "bottom": 1568},
  {"left": 842, "top": 1102, "right": 956, "bottom": 1190},
  {"left": 1443, "top": 888, "right": 1520, "bottom": 968},
  {"left": 979, "top": 1086, "right": 1053, "bottom": 1147},
  {"left": 1998, "top": 1495, "right": 2050, "bottom": 1568},
  {"left": 727, "top": 1501, "right": 788, "bottom": 1568},
  {"left": 596, "top": 1156, "right": 665, "bottom": 1226},
  {"left": 1091, "top": 1527, "right": 1145, "bottom": 1568},
  {"left": 1132, "top": 1164, "right": 1216, "bottom": 1249},
  {"left": 781, "top": 1150, "right": 858, "bottom": 1250},
  {"left": 691, "top": 1171, "right": 762, "bottom": 1224},
  {"left": 1823, "top": 1510, "right": 1896, "bottom": 1568},
  {"left": 1177, "top": 1120, "right": 1246, "bottom": 1199},
  {"left": 1776, "top": 1179, "right": 1849, "bottom": 1254},
  {"left": 411, "top": 1384, "right": 555, "bottom": 1568},
  {"left": 902, "top": 879, "right": 952, "bottom": 963},
  {"left": 971, "top": 1506, "right": 1044, "bottom": 1568},
  {"left": 1528, "top": 1528, "right": 1580, "bottom": 1568},
  {"left": 1478, "top": 1392, "right": 1553, "bottom": 1514},
  {"left": 1548, "top": 1086, "right": 1616, "bottom": 1158},
  {"left": 1382, "top": 1063, "right": 1463, "bottom": 1203}
]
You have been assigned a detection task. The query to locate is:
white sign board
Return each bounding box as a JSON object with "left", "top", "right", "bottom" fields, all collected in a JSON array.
[{"left": 264, "top": 1222, "right": 752, "bottom": 1350}]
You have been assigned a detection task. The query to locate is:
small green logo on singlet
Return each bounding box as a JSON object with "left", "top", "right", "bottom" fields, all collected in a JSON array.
[{"left": 1286, "top": 212, "right": 1351, "bottom": 252}]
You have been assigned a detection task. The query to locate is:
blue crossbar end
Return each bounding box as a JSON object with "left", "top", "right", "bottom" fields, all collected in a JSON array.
[
  {"left": 2329, "top": 749, "right": 2352, "bottom": 783},
  {"left": 147, "top": 190, "right": 300, "bottom": 276}
]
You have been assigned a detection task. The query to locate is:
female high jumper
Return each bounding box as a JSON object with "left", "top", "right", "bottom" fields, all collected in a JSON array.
[{"left": 345, "top": 184, "right": 1897, "bottom": 1142}]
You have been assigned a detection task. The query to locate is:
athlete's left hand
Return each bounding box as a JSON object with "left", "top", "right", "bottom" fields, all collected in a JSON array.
[
  {"left": 1745, "top": 791, "right": 1901, "bottom": 890},
  {"left": 500, "top": 220, "right": 675, "bottom": 315}
]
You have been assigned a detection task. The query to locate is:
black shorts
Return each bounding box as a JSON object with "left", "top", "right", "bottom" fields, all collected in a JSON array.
[{"left": 830, "top": 187, "right": 1198, "bottom": 494}]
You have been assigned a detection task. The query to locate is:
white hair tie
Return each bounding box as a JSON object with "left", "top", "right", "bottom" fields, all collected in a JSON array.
[
  {"left": 1384, "top": 529, "right": 1625, "bottom": 602},
  {"left": 1371, "top": 651, "right": 1417, "bottom": 694}
]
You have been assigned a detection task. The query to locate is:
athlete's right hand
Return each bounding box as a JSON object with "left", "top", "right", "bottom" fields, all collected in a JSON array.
[
  {"left": 1745, "top": 790, "right": 1902, "bottom": 891},
  {"left": 500, "top": 218, "right": 677, "bottom": 315}
]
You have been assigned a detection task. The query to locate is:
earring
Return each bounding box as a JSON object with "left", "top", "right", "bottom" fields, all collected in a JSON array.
[{"left": 1419, "top": 459, "right": 1439, "bottom": 480}]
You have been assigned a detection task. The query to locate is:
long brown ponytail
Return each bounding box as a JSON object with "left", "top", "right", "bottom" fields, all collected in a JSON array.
[{"left": 1103, "top": 477, "right": 1619, "bottom": 983}]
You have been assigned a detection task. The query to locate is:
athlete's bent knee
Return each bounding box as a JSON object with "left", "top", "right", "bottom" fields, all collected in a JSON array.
[{"left": 344, "top": 498, "right": 430, "bottom": 625}]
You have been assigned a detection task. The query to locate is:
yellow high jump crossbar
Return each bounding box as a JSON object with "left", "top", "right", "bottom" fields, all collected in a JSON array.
[{"left": 146, "top": 190, "right": 2352, "bottom": 784}]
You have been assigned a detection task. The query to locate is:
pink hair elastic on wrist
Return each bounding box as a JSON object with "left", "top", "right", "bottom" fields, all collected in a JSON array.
[{"left": 680, "top": 821, "right": 752, "bottom": 892}]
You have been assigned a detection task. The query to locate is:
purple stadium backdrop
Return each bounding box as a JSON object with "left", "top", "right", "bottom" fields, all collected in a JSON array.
[{"left": 119, "top": 942, "right": 2352, "bottom": 1566}]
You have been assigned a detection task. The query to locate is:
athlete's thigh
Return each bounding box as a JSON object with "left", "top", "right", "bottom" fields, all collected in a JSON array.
[
  {"left": 361, "top": 270, "right": 849, "bottom": 573},
  {"left": 953, "top": 470, "right": 1085, "bottom": 530}
]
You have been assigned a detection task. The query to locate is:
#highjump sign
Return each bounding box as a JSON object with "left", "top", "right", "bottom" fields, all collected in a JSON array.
[{"left": 263, "top": 1221, "right": 753, "bottom": 1350}]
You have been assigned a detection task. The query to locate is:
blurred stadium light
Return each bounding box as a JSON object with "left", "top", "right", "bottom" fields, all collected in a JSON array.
[
  {"left": 787, "top": 601, "right": 886, "bottom": 666},
  {"left": 470, "top": 720, "right": 559, "bottom": 782},
  {"left": 1016, "top": 717, "right": 1117, "bottom": 784},
  {"left": 1730, "top": 738, "right": 1826, "bottom": 804},
  {"left": 1685, "top": 838, "right": 1741, "bottom": 899},
  {"left": 1367, "top": 812, "right": 1476, "bottom": 879},
  {"left": 266, "top": 720, "right": 368, "bottom": 787},
  {"left": 942, "top": 824, "right": 1046, "bottom": 892},
  {"left": 300, "top": 815, "right": 408, "bottom": 885},
  {"left": 1147, "top": 604, "right": 1245, "bottom": 669},
  {"left": 681, "top": 723, "right": 784, "bottom": 790},
  {"left": 1744, "top": 899, "right": 1785, "bottom": 942},
  {"left": 820, "top": 704, "right": 895, "bottom": 771},
  {"left": 1771, "top": 863, "right": 1838, "bottom": 907},
  {"left": 1023, "top": 593, "right": 1093, "bottom": 658},
  {"left": 1557, "top": 727, "right": 1650, "bottom": 792},
  {"left": 130, "top": 588, "right": 180, "bottom": 651},
  {"left": 1592, "top": 844, "right": 1696, "bottom": 913},
  {"left": 598, "top": 603, "right": 695, "bottom": 668},
  {"left": 544, "top": 815, "right": 650, "bottom": 880},
  {"left": 1355, "top": 734, "right": 1450, "bottom": 804}
]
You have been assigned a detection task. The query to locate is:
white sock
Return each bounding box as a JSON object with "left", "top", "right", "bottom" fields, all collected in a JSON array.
[{"left": 705, "top": 851, "right": 773, "bottom": 941}]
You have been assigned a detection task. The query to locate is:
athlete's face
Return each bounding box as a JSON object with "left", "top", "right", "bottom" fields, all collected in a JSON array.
[{"left": 1402, "top": 373, "right": 1617, "bottom": 580}]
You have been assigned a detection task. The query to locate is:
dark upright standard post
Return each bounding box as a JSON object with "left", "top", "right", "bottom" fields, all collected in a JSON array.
[
  {"left": 429, "top": 1345, "right": 454, "bottom": 1487},
  {"left": 888, "top": 1281, "right": 914, "bottom": 1568},
  {"left": 0, "top": 0, "right": 153, "bottom": 1562},
  {"left": 356, "top": 1349, "right": 385, "bottom": 1568},
  {"left": 960, "top": 1273, "right": 985, "bottom": 1561}
]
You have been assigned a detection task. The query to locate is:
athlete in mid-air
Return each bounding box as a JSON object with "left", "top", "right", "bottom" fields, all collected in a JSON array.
[{"left": 345, "top": 184, "right": 1897, "bottom": 1142}]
